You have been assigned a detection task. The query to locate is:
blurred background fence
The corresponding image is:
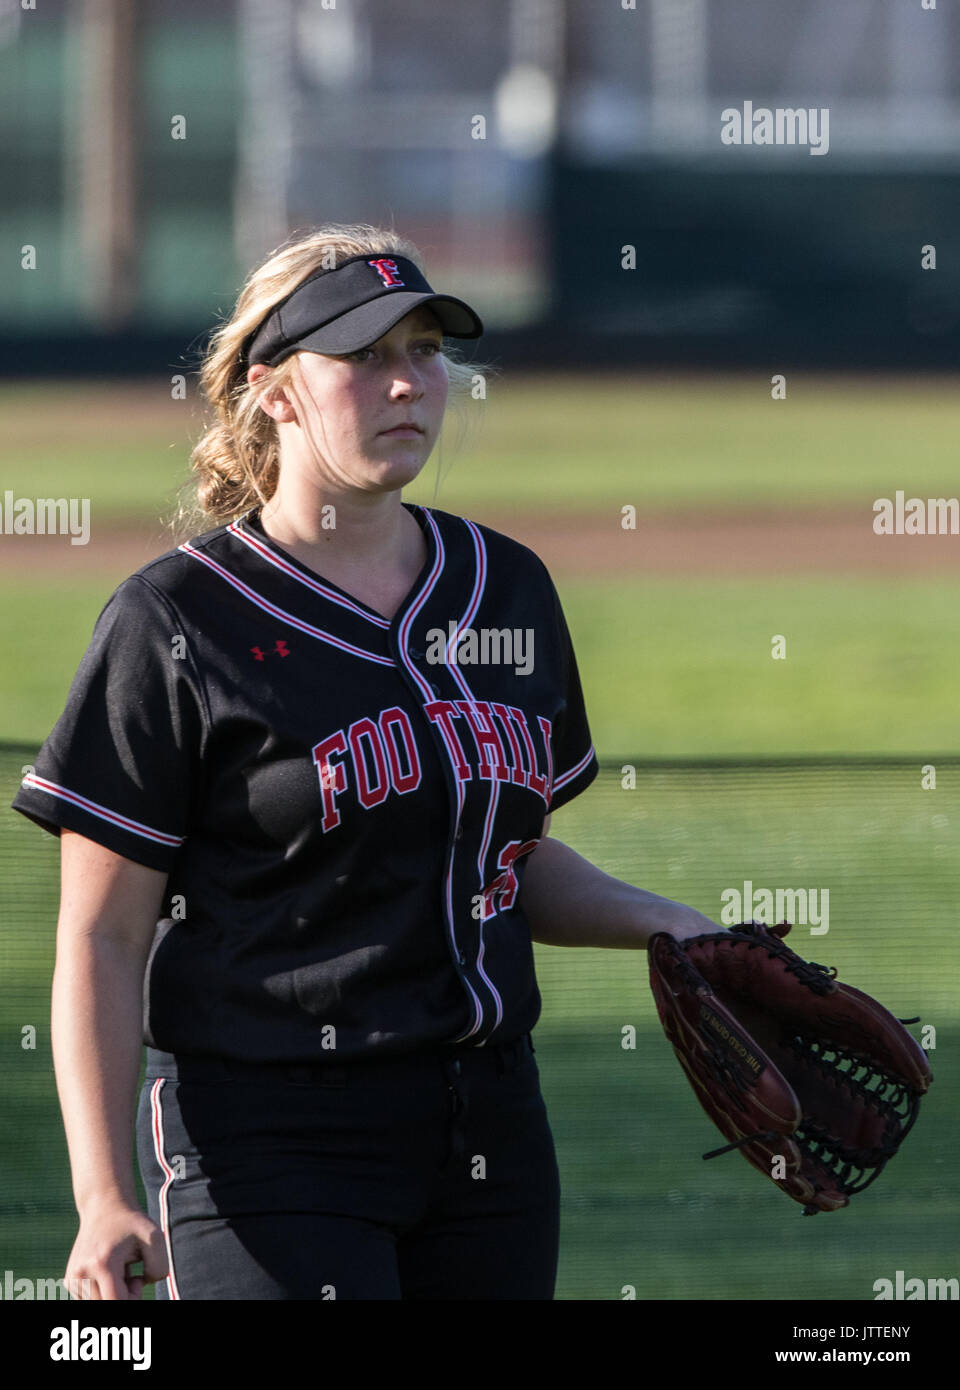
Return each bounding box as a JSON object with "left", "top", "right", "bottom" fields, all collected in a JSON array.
[{"left": 2, "top": 0, "right": 959, "bottom": 373}]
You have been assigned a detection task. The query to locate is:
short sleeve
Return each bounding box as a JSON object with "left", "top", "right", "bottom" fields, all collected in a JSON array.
[
  {"left": 10, "top": 575, "right": 208, "bottom": 873},
  {"left": 544, "top": 573, "right": 598, "bottom": 813}
]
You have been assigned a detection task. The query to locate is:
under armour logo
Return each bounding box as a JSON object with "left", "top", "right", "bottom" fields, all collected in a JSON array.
[
  {"left": 367, "top": 257, "right": 404, "bottom": 288},
  {"left": 251, "top": 639, "right": 291, "bottom": 661}
]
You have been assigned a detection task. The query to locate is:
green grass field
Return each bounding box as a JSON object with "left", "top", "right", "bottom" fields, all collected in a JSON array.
[
  {"left": 2, "top": 372, "right": 960, "bottom": 519},
  {"left": 4, "top": 573, "right": 959, "bottom": 757},
  {"left": 413, "top": 371, "right": 960, "bottom": 514},
  {"left": 1, "top": 375, "right": 955, "bottom": 1299},
  {"left": 3, "top": 372, "right": 959, "bottom": 755}
]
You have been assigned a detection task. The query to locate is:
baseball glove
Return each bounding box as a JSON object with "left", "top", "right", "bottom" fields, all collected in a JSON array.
[{"left": 647, "top": 922, "right": 932, "bottom": 1214}]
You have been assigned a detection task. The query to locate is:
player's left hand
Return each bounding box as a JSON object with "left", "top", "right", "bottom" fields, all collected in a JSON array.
[
  {"left": 647, "top": 920, "right": 933, "bottom": 1212},
  {"left": 652, "top": 908, "right": 722, "bottom": 945}
]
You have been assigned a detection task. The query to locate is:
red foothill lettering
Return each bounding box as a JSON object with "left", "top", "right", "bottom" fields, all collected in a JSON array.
[
  {"left": 425, "top": 700, "right": 471, "bottom": 781},
  {"left": 313, "top": 730, "right": 348, "bottom": 832},
  {"left": 455, "top": 699, "right": 509, "bottom": 781}
]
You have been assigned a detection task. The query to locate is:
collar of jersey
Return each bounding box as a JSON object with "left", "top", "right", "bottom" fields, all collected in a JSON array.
[{"left": 229, "top": 501, "right": 435, "bottom": 632}]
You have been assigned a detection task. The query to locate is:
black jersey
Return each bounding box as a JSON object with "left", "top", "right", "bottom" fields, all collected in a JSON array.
[{"left": 11, "top": 503, "right": 598, "bottom": 1061}]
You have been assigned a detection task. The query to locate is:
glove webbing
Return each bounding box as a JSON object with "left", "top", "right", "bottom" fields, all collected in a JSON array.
[
  {"left": 788, "top": 1035, "right": 923, "bottom": 1213},
  {"left": 783, "top": 1034, "right": 919, "bottom": 1142}
]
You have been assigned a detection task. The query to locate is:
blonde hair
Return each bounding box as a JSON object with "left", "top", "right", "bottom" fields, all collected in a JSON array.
[{"left": 169, "top": 222, "right": 494, "bottom": 538}]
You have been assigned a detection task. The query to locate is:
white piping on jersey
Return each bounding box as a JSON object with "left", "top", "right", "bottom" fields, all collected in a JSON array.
[
  {"left": 553, "top": 743, "right": 596, "bottom": 793},
  {"left": 445, "top": 777, "right": 482, "bottom": 1045},
  {"left": 19, "top": 773, "right": 185, "bottom": 848},
  {"left": 477, "top": 768, "right": 502, "bottom": 901},
  {"left": 394, "top": 510, "right": 487, "bottom": 1044},
  {"left": 228, "top": 518, "right": 392, "bottom": 630},
  {"left": 395, "top": 507, "right": 446, "bottom": 703},
  {"left": 457, "top": 520, "right": 506, "bottom": 1036},
  {"left": 422, "top": 515, "right": 507, "bottom": 1043},
  {"left": 443, "top": 517, "right": 486, "bottom": 673},
  {"left": 437, "top": 518, "right": 503, "bottom": 1041},
  {"left": 178, "top": 541, "right": 395, "bottom": 667},
  {"left": 474, "top": 777, "right": 504, "bottom": 1036},
  {"left": 149, "top": 1079, "right": 181, "bottom": 1300}
]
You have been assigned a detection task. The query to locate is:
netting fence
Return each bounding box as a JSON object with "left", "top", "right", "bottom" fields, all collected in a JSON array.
[{"left": 1, "top": 747, "right": 955, "bottom": 1300}]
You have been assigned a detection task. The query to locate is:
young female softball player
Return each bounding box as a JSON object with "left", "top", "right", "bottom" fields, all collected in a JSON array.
[{"left": 12, "top": 223, "right": 718, "bottom": 1300}]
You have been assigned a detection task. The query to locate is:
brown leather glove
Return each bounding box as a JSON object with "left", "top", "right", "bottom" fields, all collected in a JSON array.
[{"left": 647, "top": 922, "right": 932, "bottom": 1213}]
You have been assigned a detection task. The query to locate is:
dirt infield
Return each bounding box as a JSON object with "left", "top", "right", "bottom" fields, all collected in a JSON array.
[
  {"left": 486, "top": 508, "right": 960, "bottom": 577},
  {"left": 2, "top": 507, "right": 958, "bottom": 580},
  {"left": 2, "top": 375, "right": 958, "bottom": 581}
]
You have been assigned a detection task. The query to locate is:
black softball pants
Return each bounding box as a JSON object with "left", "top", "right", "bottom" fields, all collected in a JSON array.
[{"left": 135, "top": 1033, "right": 560, "bottom": 1300}]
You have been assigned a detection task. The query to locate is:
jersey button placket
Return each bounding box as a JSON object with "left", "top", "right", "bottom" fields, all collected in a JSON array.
[
  {"left": 406, "top": 644, "right": 440, "bottom": 696},
  {"left": 400, "top": 626, "right": 485, "bottom": 1033}
]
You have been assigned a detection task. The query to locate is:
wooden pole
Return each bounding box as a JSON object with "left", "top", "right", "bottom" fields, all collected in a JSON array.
[{"left": 76, "top": 0, "right": 138, "bottom": 327}]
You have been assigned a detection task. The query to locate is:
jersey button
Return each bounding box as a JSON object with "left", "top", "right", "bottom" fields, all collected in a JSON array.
[
  {"left": 407, "top": 646, "right": 424, "bottom": 660},
  {"left": 458, "top": 951, "right": 467, "bottom": 966},
  {"left": 430, "top": 682, "right": 442, "bottom": 696}
]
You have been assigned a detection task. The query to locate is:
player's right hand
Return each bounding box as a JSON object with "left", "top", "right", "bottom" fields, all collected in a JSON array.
[{"left": 65, "top": 1200, "right": 168, "bottom": 1300}]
